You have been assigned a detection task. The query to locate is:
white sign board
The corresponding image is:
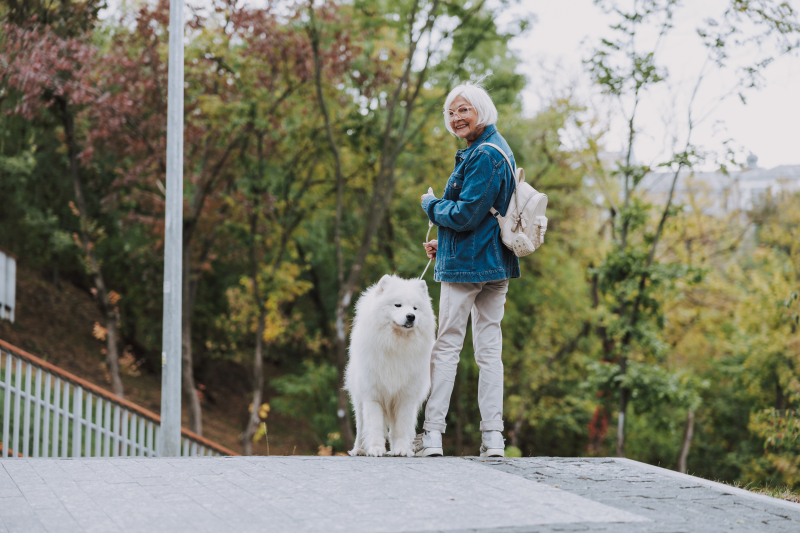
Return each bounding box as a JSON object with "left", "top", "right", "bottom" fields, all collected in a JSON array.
[{"left": 0, "top": 247, "right": 16, "bottom": 323}]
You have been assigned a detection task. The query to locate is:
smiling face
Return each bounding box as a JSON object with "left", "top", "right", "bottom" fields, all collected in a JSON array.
[{"left": 448, "top": 95, "right": 485, "bottom": 145}]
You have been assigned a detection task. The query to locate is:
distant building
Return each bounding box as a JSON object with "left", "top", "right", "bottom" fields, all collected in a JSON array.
[
  {"left": 0, "top": 246, "right": 16, "bottom": 323},
  {"left": 637, "top": 155, "right": 800, "bottom": 215}
]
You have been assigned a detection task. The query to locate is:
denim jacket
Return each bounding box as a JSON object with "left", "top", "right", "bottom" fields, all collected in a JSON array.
[{"left": 421, "top": 125, "right": 521, "bottom": 283}]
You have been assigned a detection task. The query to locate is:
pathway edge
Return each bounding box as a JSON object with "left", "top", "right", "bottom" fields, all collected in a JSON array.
[{"left": 613, "top": 457, "right": 800, "bottom": 512}]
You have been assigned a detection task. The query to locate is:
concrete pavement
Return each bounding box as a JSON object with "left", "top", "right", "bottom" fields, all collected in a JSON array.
[{"left": 0, "top": 456, "right": 797, "bottom": 532}]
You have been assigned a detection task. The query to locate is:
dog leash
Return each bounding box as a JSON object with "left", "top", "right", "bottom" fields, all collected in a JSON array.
[{"left": 420, "top": 220, "right": 434, "bottom": 279}]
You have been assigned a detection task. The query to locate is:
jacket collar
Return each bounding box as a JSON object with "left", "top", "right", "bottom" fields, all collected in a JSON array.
[{"left": 455, "top": 124, "right": 497, "bottom": 160}]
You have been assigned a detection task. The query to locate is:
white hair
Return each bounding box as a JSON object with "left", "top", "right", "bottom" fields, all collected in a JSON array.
[{"left": 443, "top": 81, "right": 498, "bottom": 137}]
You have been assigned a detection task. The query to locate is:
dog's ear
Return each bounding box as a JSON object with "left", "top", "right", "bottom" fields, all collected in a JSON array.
[
  {"left": 377, "top": 274, "right": 392, "bottom": 293},
  {"left": 418, "top": 279, "right": 428, "bottom": 292}
]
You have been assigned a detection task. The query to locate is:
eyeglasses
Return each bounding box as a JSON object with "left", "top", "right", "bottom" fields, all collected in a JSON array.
[{"left": 444, "top": 105, "right": 474, "bottom": 121}]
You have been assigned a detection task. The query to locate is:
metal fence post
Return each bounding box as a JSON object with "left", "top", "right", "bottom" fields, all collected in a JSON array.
[
  {"left": 159, "top": 0, "right": 184, "bottom": 458},
  {"left": 2, "top": 354, "right": 11, "bottom": 458}
]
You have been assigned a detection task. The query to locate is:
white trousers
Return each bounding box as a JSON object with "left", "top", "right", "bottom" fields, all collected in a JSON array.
[{"left": 423, "top": 279, "right": 509, "bottom": 433}]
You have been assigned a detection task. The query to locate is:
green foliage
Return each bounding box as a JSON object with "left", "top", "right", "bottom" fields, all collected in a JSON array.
[
  {"left": 747, "top": 409, "right": 800, "bottom": 487},
  {"left": 271, "top": 360, "right": 340, "bottom": 448},
  {"left": 1, "top": 0, "right": 105, "bottom": 36},
  {"left": 505, "top": 446, "right": 522, "bottom": 458},
  {"left": 754, "top": 409, "right": 800, "bottom": 452},
  {"left": 579, "top": 0, "right": 708, "bottom": 462},
  {"left": 586, "top": 361, "right": 706, "bottom": 419}
]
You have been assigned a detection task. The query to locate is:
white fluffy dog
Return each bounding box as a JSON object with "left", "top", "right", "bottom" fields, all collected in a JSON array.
[{"left": 345, "top": 274, "right": 436, "bottom": 457}]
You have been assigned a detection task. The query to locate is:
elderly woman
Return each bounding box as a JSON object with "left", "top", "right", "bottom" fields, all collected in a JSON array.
[{"left": 414, "top": 82, "right": 519, "bottom": 457}]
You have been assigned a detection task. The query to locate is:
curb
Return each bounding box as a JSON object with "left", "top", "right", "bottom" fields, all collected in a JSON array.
[{"left": 612, "top": 457, "right": 800, "bottom": 513}]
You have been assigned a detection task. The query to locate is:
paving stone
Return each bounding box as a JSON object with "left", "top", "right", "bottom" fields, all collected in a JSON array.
[
  {"left": 0, "top": 456, "right": 798, "bottom": 532},
  {"left": 33, "top": 505, "right": 82, "bottom": 533},
  {"left": 0, "top": 495, "right": 46, "bottom": 533},
  {"left": 2, "top": 461, "right": 44, "bottom": 487},
  {"left": 475, "top": 457, "right": 800, "bottom": 532}
]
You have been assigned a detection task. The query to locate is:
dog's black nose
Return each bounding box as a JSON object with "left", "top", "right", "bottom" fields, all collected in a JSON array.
[{"left": 406, "top": 313, "right": 416, "bottom": 322}]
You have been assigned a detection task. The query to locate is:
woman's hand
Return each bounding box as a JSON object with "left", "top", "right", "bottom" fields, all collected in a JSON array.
[
  {"left": 423, "top": 240, "right": 438, "bottom": 259},
  {"left": 421, "top": 187, "right": 436, "bottom": 205}
]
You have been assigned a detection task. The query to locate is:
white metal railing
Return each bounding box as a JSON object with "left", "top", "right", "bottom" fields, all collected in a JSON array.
[{"left": 0, "top": 339, "right": 237, "bottom": 459}]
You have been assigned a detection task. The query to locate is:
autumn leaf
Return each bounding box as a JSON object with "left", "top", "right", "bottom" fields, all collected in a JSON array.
[
  {"left": 252, "top": 422, "right": 268, "bottom": 443},
  {"left": 92, "top": 322, "right": 107, "bottom": 341}
]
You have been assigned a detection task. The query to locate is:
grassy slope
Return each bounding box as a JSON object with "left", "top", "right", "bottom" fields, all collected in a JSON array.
[
  {"left": 714, "top": 478, "right": 800, "bottom": 504},
  {"left": 0, "top": 265, "right": 318, "bottom": 456}
]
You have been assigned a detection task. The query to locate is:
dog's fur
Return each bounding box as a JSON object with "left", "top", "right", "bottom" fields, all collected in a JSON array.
[{"left": 345, "top": 274, "right": 436, "bottom": 457}]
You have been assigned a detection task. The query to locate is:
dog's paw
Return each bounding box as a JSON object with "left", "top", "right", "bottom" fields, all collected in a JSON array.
[
  {"left": 348, "top": 448, "right": 366, "bottom": 457},
  {"left": 388, "top": 449, "right": 414, "bottom": 457},
  {"left": 364, "top": 445, "right": 386, "bottom": 457},
  {"left": 388, "top": 444, "right": 414, "bottom": 457}
]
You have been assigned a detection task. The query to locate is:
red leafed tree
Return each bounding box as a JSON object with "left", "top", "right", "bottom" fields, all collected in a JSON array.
[
  {"left": 87, "top": 0, "right": 250, "bottom": 435},
  {"left": 0, "top": 20, "right": 129, "bottom": 398},
  {"left": 2, "top": 0, "right": 355, "bottom": 445},
  {"left": 91, "top": 0, "right": 354, "bottom": 438}
]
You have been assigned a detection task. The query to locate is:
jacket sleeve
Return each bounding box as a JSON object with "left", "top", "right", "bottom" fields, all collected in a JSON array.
[{"left": 421, "top": 149, "right": 501, "bottom": 232}]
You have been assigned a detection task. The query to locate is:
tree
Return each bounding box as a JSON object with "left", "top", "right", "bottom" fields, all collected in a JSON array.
[
  {"left": 229, "top": 99, "right": 342, "bottom": 455},
  {"left": 231, "top": 0, "right": 357, "bottom": 454},
  {"left": 1, "top": 18, "right": 128, "bottom": 396},
  {"left": 2, "top": 0, "right": 105, "bottom": 36},
  {"left": 582, "top": 0, "right": 800, "bottom": 457},
  {"left": 91, "top": 0, "right": 332, "bottom": 434},
  {"left": 307, "top": 0, "right": 529, "bottom": 451}
]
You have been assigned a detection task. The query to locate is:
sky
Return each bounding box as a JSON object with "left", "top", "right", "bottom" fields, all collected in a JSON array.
[
  {"left": 504, "top": 0, "right": 800, "bottom": 169},
  {"left": 101, "top": 0, "right": 800, "bottom": 169}
]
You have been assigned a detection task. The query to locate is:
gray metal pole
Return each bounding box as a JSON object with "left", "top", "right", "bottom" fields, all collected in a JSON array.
[{"left": 158, "top": 0, "right": 184, "bottom": 458}]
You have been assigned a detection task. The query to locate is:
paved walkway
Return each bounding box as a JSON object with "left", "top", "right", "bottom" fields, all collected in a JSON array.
[{"left": 0, "top": 456, "right": 798, "bottom": 533}]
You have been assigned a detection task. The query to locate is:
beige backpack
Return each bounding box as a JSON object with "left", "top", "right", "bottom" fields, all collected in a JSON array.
[{"left": 481, "top": 143, "right": 548, "bottom": 257}]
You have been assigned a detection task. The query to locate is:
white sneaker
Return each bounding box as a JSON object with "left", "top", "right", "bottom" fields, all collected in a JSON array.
[
  {"left": 413, "top": 430, "right": 443, "bottom": 457},
  {"left": 479, "top": 431, "right": 505, "bottom": 457}
]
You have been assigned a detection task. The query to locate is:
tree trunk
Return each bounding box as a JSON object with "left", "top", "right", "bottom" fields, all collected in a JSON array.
[
  {"left": 105, "top": 315, "right": 124, "bottom": 398},
  {"left": 242, "top": 310, "right": 266, "bottom": 456},
  {"left": 616, "top": 397, "right": 628, "bottom": 457},
  {"left": 181, "top": 246, "right": 202, "bottom": 435},
  {"left": 616, "top": 357, "right": 629, "bottom": 458},
  {"left": 58, "top": 97, "right": 124, "bottom": 398},
  {"left": 335, "top": 296, "right": 355, "bottom": 450},
  {"left": 511, "top": 411, "right": 524, "bottom": 450},
  {"left": 242, "top": 196, "right": 267, "bottom": 456},
  {"left": 677, "top": 410, "right": 694, "bottom": 474},
  {"left": 588, "top": 404, "right": 609, "bottom": 454}
]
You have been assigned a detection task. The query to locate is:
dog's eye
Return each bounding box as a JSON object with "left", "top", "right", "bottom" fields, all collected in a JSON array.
[
  {"left": 395, "top": 304, "right": 401, "bottom": 307},
  {"left": 413, "top": 307, "right": 417, "bottom": 310}
]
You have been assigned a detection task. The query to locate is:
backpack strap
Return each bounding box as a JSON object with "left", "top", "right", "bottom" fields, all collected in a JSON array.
[
  {"left": 480, "top": 142, "right": 517, "bottom": 220},
  {"left": 481, "top": 142, "right": 516, "bottom": 176}
]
